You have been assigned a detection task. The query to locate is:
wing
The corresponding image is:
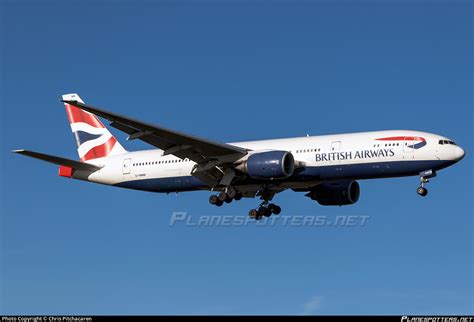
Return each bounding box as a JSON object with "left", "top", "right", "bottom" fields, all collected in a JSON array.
[
  {"left": 62, "top": 100, "right": 249, "bottom": 187},
  {"left": 62, "top": 100, "right": 247, "bottom": 163}
]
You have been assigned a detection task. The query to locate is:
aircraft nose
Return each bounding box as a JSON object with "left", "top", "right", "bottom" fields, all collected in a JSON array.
[{"left": 454, "top": 146, "right": 465, "bottom": 161}]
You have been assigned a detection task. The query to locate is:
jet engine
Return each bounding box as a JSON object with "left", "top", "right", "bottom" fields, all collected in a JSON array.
[
  {"left": 306, "top": 180, "right": 360, "bottom": 206},
  {"left": 236, "top": 151, "right": 295, "bottom": 179}
]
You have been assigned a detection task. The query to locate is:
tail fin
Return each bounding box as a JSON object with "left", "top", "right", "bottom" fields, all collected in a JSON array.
[{"left": 62, "top": 93, "right": 127, "bottom": 161}]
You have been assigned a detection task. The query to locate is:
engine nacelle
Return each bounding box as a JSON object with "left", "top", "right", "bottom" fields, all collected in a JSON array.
[
  {"left": 236, "top": 151, "right": 295, "bottom": 179},
  {"left": 306, "top": 180, "right": 360, "bottom": 206}
]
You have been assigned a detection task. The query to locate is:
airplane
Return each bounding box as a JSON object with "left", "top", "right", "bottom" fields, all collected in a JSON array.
[{"left": 14, "top": 93, "right": 465, "bottom": 220}]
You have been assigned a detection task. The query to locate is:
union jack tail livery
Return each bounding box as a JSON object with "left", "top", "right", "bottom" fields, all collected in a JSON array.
[{"left": 62, "top": 93, "right": 127, "bottom": 161}]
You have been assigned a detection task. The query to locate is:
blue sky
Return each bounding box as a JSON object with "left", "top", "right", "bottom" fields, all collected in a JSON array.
[{"left": 1, "top": 0, "right": 472, "bottom": 315}]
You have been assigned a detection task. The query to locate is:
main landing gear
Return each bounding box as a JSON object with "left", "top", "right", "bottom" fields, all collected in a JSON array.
[
  {"left": 248, "top": 189, "right": 281, "bottom": 220},
  {"left": 417, "top": 169, "right": 436, "bottom": 197},
  {"left": 209, "top": 187, "right": 282, "bottom": 220},
  {"left": 248, "top": 202, "right": 281, "bottom": 220},
  {"left": 209, "top": 187, "right": 281, "bottom": 220},
  {"left": 209, "top": 188, "right": 242, "bottom": 207}
]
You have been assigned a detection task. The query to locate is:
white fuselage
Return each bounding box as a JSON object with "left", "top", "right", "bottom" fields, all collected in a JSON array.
[{"left": 72, "top": 130, "right": 464, "bottom": 193}]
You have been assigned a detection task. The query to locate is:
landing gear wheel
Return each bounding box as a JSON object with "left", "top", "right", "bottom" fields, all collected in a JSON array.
[
  {"left": 215, "top": 200, "right": 224, "bottom": 207},
  {"left": 226, "top": 188, "right": 236, "bottom": 199},
  {"left": 263, "top": 207, "right": 272, "bottom": 217},
  {"left": 234, "top": 192, "right": 243, "bottom": 201},
  {"left": 417, "top": 186, "right": 428, "bottom": 197},
  {"left": 266, "top": 204, "right": 281, "bottom": 215},
  {"left": 224, "top": 196, "right": 233, "bottom": 203},
  {"left": 218, "top": 191, "right": 227, "bottom": 202},
  {"left": 209, "top": 195, "right": 218, "bottom": 205},
  {"left": 248, "top": 209, "right": 257, "bottom": 218},
  {"left": 272, "top": 205, "right": 281, "bottom": 215},
  {"left": 257, "top": 206, "right": 267, "bottom": 217}
]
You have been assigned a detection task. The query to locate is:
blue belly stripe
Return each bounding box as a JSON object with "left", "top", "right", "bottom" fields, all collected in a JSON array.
[
  {"left": 115, "top": 176, "right": 206, "bottom": 192},
  {"left": 295, "top": 159, "right": 455, "bottom": 180}
]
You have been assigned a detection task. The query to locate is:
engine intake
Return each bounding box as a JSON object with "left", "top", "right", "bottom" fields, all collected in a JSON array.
[
  {"left": 237, "top": 151, "right": 295, "bottom": 179},
  {"left": 306, "top": 180, "right": 360, "bottom": 206}
]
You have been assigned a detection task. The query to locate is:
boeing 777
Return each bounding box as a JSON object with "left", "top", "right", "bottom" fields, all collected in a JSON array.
[{"left": 14, "top": 94, "right": 465, "bottom": 219}]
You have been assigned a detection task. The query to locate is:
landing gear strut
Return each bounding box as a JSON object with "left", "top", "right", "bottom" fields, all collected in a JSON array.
[{"left": 417, "top": 170, "right": 436, "bottom": 197}]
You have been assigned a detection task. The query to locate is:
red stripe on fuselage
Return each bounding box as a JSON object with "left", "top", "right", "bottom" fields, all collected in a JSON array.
[
  {"left": 65, "top": 104, "right": 105, "bottom": 128},
  {"left": 81, "top": 136, "right": 117, "bottom": 161},
  {"left": 375, "top": 136, "right": 426, "bottom": 142}
]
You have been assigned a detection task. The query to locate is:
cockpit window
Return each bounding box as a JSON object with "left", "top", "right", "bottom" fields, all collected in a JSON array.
[{"left": 439, "top": 140, "right": 457, "bottom": 145}]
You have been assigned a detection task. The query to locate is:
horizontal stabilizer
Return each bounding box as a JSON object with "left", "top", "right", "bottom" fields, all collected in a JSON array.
[{"left": 13, "top": 149, "right": 102, "bottom": 172}]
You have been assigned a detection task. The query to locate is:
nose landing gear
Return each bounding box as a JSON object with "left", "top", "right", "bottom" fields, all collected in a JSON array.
[{"left": 417, "top": 170, "right": 436, "bottom": 197}]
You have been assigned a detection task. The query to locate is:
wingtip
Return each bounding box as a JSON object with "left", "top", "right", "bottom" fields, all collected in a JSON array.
[
  {"left": 12, "top": 149, "right": 25, "bottom": 153},
  {"left": 62, "top": 99, "right": 80, "bottom": 105}
]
